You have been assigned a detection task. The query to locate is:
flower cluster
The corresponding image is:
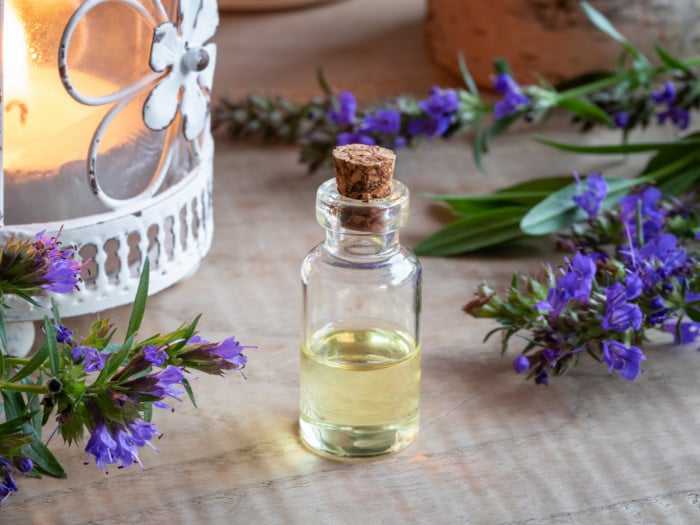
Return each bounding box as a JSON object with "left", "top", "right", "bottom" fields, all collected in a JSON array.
[
  {"left": 328, "top": 86, "right": 464, "bottom": 147},
  {"left": 44, "top": 320, "right": 252, "bottom": 475},
  {"left": 210, "top": 3, "right": 700, "bottom": 263},
  {"left": 0, "top": 237, "right": 253, "bottom": 506},
  {"left": 492, "top": 73, "right": 531, "bottom": 120},
  {"left": 213, "top": 1, "right": 700, "bottom": 176},
  {"left": 0, "top": 457, "right": 32, "bottom": 505},
  {"left": 213, "top": 78, "right": 477, "bottom": 172},
  {"left": 465, "top": 173, "right": 700, "bottom": 384},
  {"left": 0, "top": 229, "right": 82, "bottom": 302}
]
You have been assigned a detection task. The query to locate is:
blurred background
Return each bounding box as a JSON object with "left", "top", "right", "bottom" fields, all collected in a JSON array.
[{"left": 214, "top": 0, "right": 700, "bottom": 102}]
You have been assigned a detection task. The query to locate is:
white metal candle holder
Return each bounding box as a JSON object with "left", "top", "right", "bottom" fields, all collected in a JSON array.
[{"left": 0, "top": 0, "right": 218, "bottom": 348}]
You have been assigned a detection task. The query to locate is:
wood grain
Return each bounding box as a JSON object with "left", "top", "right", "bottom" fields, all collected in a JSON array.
[{"left": 3, "top": 1, "right": 700, "bottom": 523}]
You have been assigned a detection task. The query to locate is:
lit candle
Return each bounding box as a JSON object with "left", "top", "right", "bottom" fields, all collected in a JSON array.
[{"left": 3, "top": 0, "right": 149, "bottom": 224}]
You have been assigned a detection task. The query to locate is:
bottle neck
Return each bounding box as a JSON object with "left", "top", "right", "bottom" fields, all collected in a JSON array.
[
  {"left": 315, "top": 178, "right": 410, "bottom": 261},
  {"left": 324, "top": 229, "right": 401, "bottom": 260}
]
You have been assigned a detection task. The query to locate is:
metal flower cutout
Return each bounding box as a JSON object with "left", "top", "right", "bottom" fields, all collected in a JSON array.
[
  {"left": 143, "top": 0, "right": 219, "bottom": 141},
  {"left": 58, "top": 0, "right": 219, "bottom": 209}
]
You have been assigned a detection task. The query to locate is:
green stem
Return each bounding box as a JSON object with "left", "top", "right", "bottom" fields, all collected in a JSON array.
[
  {"left": 638, "top": 149, "right": 700, "bottom": 184},
  {"left": 0, "top": 381, "right": 47, "bottom": 394},
  {"left": 3, "top": 357, "right": 30, "bottom": 367},
  {"left": 557, "top": 55, "right": 700, "bottom": 101}
]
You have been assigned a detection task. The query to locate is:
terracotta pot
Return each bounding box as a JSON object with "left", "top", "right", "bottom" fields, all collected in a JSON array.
[
  {"left": 425, "top": 0, "right": 700, "bottom": 88},
  {"left": 218, "top": 0, "right": 332, "bottom": 11}
]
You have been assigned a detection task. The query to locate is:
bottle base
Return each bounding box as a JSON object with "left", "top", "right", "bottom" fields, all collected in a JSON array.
[{"left": 299, "top": 415, "right": 419, "bottom": 459}]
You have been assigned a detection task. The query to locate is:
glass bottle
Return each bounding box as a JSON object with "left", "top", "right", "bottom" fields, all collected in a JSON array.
[{"left": 299, "top": 145, "right": 422, "bottom": 459}]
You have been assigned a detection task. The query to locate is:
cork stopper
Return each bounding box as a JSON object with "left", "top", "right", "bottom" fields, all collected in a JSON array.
[{"left": 332, "top": 144, "right": 396, "bottom": 201}]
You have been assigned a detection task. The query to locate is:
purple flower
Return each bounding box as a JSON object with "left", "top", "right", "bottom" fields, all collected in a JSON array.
[
  {"left": 144, "top": 345, "right": 167, "bottom": 366},
  {"left": 657, "top": 105, "right": 690, "bottom": 130},
  {"left": 150, "top": 365, "right": 186, "bottom": 401},
  {"left": 556, "top": 253, "right": 597, "bottom": 304},
  {"left": 328, "top": 91, "right": 357, "bottom": 125},
  {"left": 127, "top": 421, "right": 159, "bottom": 447},
  {"left": 17, "top": 458, "right": 33, "bottom": 474},
  {"left": 602, "top": 301, "right": 643, "bottom": 332},
  {"left": 43, "top": 257, "right": 81, "bottom": 293},
  {"left": 512, "top": 354, "right": 530, "bottom": 373},
  {"left": 85, "top": 423, "right": 116, "bottom": 469},
  {"left": 71, "top": 346, "right": 107, "bottom": 372},
  {"left": 418, "top": 87, "right": 459, "bottom": 118},
  {"left": 180, "top": 335, "right": 254, "bottom": 375},
  {"left": 651, "top": 81, "right": 677, "bottom": 105},
  {"left": 572, "top": 172, "right": 608, "bottom": 220},
  {"left": 0, "top": 476, "right": 18, "bottom": 505},
  {"left": 209, "top": 337, "right": 249, "bottom": 368},
  {"left": 619, "top": 187, "right": 666, "bottom": 243},
  {"left": 534, "top": 368, "right": 549, "bottom": 385},
  {"left": 493, "top": 73, "right": 530, "bottom": 120},
  {"left": 407, "top": 116, "right": 450, "bottom": 138},
  {"left": 85, "top": 420, "right": 159, "bottom": 472},
  {"left": 663, "top": 320, "right": 700, "bottom": 344},
  {"left": 601, "top": 283, "right": 643, "bottom": 332},
  {"left": 0, "top": 458, "right": 18, "bottom": 506},
  {"left": 542, "top": 349, "right": 559, "bottom": 364},
  {"left": 336, "top": 131, "right": 376, "bottom": 146},
  {"left": 535, "top": 287, "right": 572, "bottom": 317},
  {"left": 361, "top": 109, "right": 401, "bottom": 134},
  {"left": 614, "top": 111, "right": 630, "bottom": 128},
  {"left": 651, "top": 81, "right": 691, "bottom": 130},
  {"left": 638, "top": 234, "right": 689, "bottom": 281},
  {"left": 601, "top": 340, "right": 646, "bottom": 380},
  {"left": 535, "top": 253, "right": 597, "bottom": 317},
  {"left": 393, "top": 136, "right": 407, "bottom": 148},
  {"left": 55, "top": 324, "right": 74, "bottom": 345}
]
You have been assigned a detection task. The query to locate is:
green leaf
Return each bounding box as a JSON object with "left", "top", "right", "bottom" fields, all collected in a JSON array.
[
  {"left": 167, "top": 315, "right": 202, "bottom": 355},
  {"left": 126, "top": 258, "right": 150, "bottom": 342},
  {"left": 2, "top": 390, "right": 25, "bottom": 421},
  {"left": 0, "top": 313, "right": 7, "bottom": 355},
  {"left": 458, "top": 52, "right": 479, "bottom": 98},
  {"left": 51, "top": 298, "right": 61, "bottom": 325},
  {"left": 534, "top": 135, "right": 700, "bottom": 154},
  {"left": 316, "top": 67, "right": 332, "bottom": 97},
  {"left": 0, "top": 413, "right": 31, "bottom": 434},
  {"left": 483, "top": 114, "right": 518, "bottom": 152},
  {"left": 642, "top": 137, "right": 700, "bottom": 174},
  {"left": 10, "top": 343, "right": 49, "bottom": 382},
  {"left": 0, "top": 349, "right": 4, "bottom": 378},
  {"left": 656, "top": 163, "right": 700, "bottom": 196},
  {"left": 685, "top": 308, "right": 700, "bottom": 323},
  {"left": 492, "top": 58, "right": 511, "bottom": 75},
  {"left": 25, "top": 424, "right": 66, "bottom": 478},
  {"left": 654, "top": 44, "right": 691, "bottom": 75},
  {"left": 580, "top": 1, "right": 645, "bottom": 61},
  {"left": 556, "top": 97, "right": 613, "bottom": 125},
  {"left": 97, "top": 335, "right": 135, "bottom": 385},
  {"left": 422, "top": 192, "right": 548, "bottom": 216},
  {"left": 414, "top": 207, "right": 527, "bottom": 256},
  {"left": 181, "top": 378, "right": 198, "bottom": 408},
  {"left": 44, "top": 317, "right": 60, "bottom": 375},
  {"left": 520, "top": 176, "right": 638, "bottom": 235}
]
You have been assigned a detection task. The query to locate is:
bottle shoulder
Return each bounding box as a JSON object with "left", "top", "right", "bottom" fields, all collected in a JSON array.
[{"left": 301, "top": 243, "right": 420, "bottom": 282}]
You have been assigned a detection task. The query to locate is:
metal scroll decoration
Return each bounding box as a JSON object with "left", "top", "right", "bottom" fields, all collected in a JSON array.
[{"left": 58, "top": 0, "right": 219, "bottom": 209}]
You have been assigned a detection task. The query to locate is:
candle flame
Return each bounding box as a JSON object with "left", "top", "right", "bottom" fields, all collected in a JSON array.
[{"left": 4, "top": 1, "right": 31, "bottom": 98}]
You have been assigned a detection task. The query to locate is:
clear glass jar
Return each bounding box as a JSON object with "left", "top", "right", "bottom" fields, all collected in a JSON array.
[{"left": 299, "top": 178, "right": 422, "bottom": 458}]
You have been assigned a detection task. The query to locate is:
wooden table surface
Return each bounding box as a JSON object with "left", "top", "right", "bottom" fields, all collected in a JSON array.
[{"left": 4, "top": 1, "right": 700, "bottom": 523}]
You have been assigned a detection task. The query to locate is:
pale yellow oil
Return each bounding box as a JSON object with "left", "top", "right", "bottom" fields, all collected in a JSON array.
[{"left": 299, "top": 326, "right": 421, "bottom": 458}]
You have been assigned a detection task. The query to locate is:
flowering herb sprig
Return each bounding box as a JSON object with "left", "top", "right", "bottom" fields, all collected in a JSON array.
[
  {"left": 465, "top": 172, "right": 700, "bottom": 384},
  {"left": 213, "top": 2, "right": 700, "bottom": 254},
  {"left": 0, "top": 235, "right": 252, "bottom": 506}
]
